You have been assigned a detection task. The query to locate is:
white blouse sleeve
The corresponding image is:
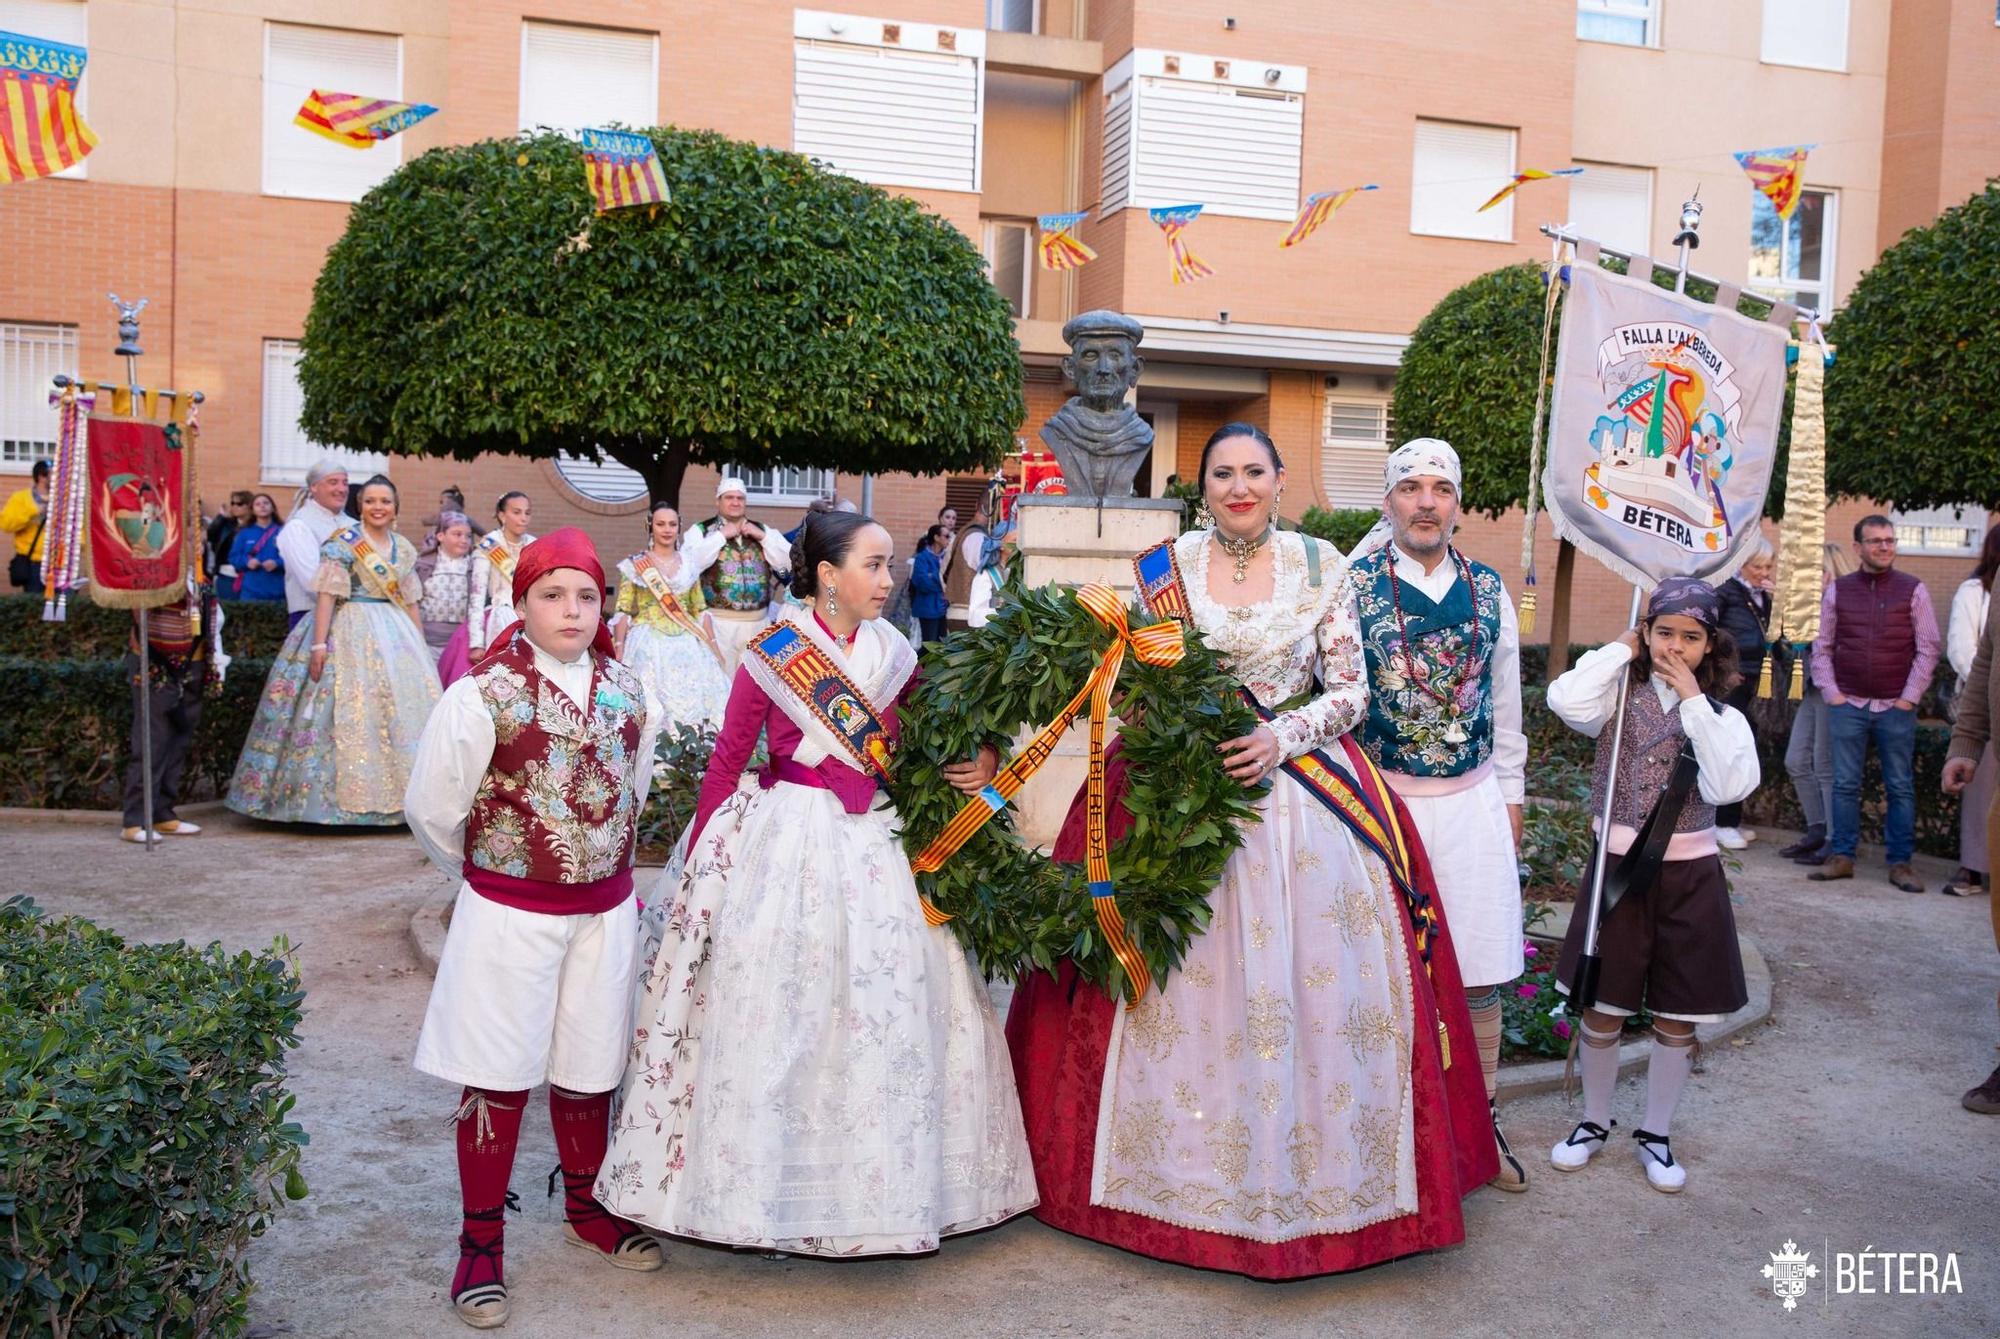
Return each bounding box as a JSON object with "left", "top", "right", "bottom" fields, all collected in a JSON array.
[
  {"left": 404, "top": 677, "right": 496, "bottom": 876},
  {"left": 759, "top": 524, "right": 793, "bottom": 572},
  {"left": 1268, "top": 557, "right": 1367, "bottom": 761},
  {"left": 1546, "top": 640, "right": 1634, "bottom": 738},
  {"left": 1681, "top": 697, "right": 1761, "bottom": 805},
  {"left": 681, "top": 523, "right": 727, "bottom": 573},
  {"left": 1948, "top": 580, "right": 1985, "bottom": 682},
  {"left": 1490, "top": 592, "right": 1527, "bottom": 805},
  {"left": 466, "top": 549, "right": 493, "bottom": 642}
]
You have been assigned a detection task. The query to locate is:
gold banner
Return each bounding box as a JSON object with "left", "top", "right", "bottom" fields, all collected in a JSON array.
[{"left": 1774, "top": 343, "right": 1830, "bottom": 652}]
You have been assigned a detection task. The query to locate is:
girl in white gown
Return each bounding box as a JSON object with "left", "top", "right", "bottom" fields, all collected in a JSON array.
[
  {"left": 610, "top": 504, "right": 730, "bottom": 734},
  {"left": 597, "top": 512, "right": 1036, "bottom": 1255}
]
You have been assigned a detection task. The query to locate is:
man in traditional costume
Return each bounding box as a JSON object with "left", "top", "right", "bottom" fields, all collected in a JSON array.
[
  {"left": 275, "top": 459, "right": 349, "bottom": 630},
  {"left": 120, "top": 573, "right": 225, "bottom": 844},
  {"left": 683, "top": 476, "right": 792, "bottom": 673},
  {"left": 407, "top": 527, "right": 666, "bottom": 1329},
  {"left": 1347, "top": 438, "right": 1530, "bottom": 1191}
]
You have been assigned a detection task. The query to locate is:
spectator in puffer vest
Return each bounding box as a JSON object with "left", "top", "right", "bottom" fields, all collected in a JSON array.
[{"left": 1808, "top": 515, "right": 1941, "bottom": 892}]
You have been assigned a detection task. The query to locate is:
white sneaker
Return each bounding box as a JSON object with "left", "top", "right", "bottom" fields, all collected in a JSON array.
[
  {"left": 155, "top": 819, "right": 202, "bottom": 836},
  {"left": 1550, "top": 1119, "right": 1614, "bottom": 1171},
  {"left": 1715, "top": 827, "right": 1749, "bottom": 850},
  {"left": 1633, "top": 1129, "right": 1687, "bottom": 1193},
  {"left": 1739, "top": 827, "right": 1758, "bottom": 843},
  {"left": 120, "top": 826, "right": 160, "bottom": 844}
]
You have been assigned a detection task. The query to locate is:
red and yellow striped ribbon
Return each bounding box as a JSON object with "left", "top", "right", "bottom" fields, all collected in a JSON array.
[{"left": 912, "top": 583, "right": 1185, "bottom": 1001}]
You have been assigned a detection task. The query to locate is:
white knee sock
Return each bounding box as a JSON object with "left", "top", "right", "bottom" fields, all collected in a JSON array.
[
  {"left": 1579, "top": 1022, "right": 1622, "bottom": 1129},
  {"left": 1642, "top": 1032, "right": 1696, "bottom": 1135}
]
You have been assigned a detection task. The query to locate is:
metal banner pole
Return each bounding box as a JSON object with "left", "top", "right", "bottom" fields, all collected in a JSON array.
[{"left": 110, "top": 296, "right": 157, "bottom": 849}]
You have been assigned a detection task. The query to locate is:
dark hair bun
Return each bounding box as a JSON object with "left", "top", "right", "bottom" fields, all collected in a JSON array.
[{"left": 790, "top": 510, "right": 877, "bottom": 600}]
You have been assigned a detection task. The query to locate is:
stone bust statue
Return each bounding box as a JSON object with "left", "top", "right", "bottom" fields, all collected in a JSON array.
[{"left": 1039, "top": 310, "right": 1154, "bottom": 500}]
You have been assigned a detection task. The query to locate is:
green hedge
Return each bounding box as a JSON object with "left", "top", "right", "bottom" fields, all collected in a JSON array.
[
  {"left": 0, "top": 657, "right": 271, "bottom": 810},
  {"left": 0, "top": 897, "right": 308, "bottom": 1337},
  {"left": 0, "top": 594, "right": 290, "bottom": 662}
]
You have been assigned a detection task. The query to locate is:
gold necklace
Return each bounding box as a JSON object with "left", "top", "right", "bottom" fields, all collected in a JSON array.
[{"left": 1214, "top": 525, "right": 1272, "bottom": 583}]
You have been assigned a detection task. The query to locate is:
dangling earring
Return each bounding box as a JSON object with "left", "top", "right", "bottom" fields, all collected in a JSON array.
[
  {"left": 1273, "top": 485, "right": 1284, "bottom": 526},
  {"left": 1195, "top": 498, "right": 1215, "bottom": 529},
  {"left": 826, "top": 587, "right": 839, "bottom": 620}
]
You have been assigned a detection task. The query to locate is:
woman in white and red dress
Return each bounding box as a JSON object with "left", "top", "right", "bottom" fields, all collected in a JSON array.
[
  {"left": 597, "top": 511, "right": 1037, "bottom": 1256},
  {"left": 1005, "top": 423, "right": 1495, "bottom": 1279}
]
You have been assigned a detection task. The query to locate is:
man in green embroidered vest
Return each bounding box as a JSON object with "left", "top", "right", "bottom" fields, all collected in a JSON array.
[
  {"left": 1347, "top": 437, "right": 1530, "bottom": 1192},
  {"left": 684, "top": 476, "right": 794, "bottom": 674}
]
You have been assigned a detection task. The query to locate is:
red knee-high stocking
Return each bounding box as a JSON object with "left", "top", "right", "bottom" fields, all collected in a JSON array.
[
  {"left": 451, "top": 1086, "right": 528, "bottom": 1298},
  {"left": 549, "top": 1086, "right": 640, "bottom": 1253}
]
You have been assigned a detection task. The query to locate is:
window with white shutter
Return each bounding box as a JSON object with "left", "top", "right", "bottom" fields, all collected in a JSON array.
[
  {"left": 0, "top": 0, "right": 87, "bottom": 180},
  {"left": 519, "top": 21, "right": 657, "bottom": 135},
  {"left": 731, "top": 465, "right": 836, "bottom": 506},
  {"left": 1568, "top": 162, "right": 1653, "bottom": 255},
  {"left": 792, "top": 12, "right": 984, "bottom": 193},
  {"left": 0, "top": 322, "right": 77, "bottom": 469},
  {"left": 1321, "top": 397, "right": 1392, "bottom": 510},
  {"left": 554, "top": 451, "right": 648, "bottom": 503},
  {"left": 982, "top": 219, "right": 1032, "bottom": 317},
  {"left": 1099, "top": 50, "right": 1304, "bottom": 222},
  {"left": 263, "top": 23, "right": 404, "bottom": 202},
  {"left": 1761, "top": 0, "right": 1847, "bottom": 71},
  {"left": 260, "top": 340, "right": 385, "bottom": 486},
  {"left": 1410, "top": 119, "right": 1516, "bottom": 243},
  {"left": 1888, "top": 505, "right": 1987, "bottom": 557}
]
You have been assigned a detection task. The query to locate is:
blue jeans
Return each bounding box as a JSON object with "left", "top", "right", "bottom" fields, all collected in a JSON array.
[{"left": 1827, "top": 703, "right": 1917, "bottom": 864}]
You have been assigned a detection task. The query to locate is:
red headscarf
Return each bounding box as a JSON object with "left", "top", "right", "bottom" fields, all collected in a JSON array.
[{"left": 477, "top": 526, "right": 616, "bottom": 666}]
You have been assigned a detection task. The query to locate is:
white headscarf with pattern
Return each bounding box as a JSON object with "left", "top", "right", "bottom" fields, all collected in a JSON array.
[{"left": 1348, "top": 437, "right": 1463, "bottom": 559}]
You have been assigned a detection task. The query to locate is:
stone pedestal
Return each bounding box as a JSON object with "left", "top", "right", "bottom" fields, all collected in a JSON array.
[{"left": 1007, "top": 495, "right": 1184, "bottom": 851}]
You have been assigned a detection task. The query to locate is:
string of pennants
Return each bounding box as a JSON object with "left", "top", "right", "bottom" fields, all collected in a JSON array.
[{"left": 0, "top": 25, "right": 1819, "bottom": 249}]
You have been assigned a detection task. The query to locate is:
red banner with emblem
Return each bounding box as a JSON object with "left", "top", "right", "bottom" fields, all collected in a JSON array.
[{"left": 85, "top": 414, "right": 187, "bottom": 607}]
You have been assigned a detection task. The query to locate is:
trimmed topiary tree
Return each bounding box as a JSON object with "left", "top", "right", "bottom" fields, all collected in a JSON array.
[
  {"left": 298, "top": 127, "right": 1025, "bottom": 506},
  {"left": 1822, "top": 181, "right": 2000, "bottom": 510}
]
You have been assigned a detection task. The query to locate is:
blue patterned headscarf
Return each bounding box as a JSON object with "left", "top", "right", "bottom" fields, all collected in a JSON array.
[{"left": 1647, "top": 575, "right": 1719, "bottom": 626}]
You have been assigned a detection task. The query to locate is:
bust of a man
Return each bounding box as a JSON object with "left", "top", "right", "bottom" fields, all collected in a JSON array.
[{"left": 1040, "top": 310, "right": 1154, "bottom": 500}]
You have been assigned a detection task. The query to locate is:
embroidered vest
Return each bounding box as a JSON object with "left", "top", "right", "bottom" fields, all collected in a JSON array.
[
  {"left": 1350, "top": 548, "right": 1504, "bottom": 777},
  {"left": 464, "top": 634, "right": 645, "bottom": 891},
  {"left": 701, "top": 532, "right": 774, "bottom": 612},
  {"left": 1588, "top": 679, "right": 1716, "bottom": 835}
]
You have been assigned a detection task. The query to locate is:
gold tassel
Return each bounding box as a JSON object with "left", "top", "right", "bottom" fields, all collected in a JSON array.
[
  {"left": 1757, "top": 655, "right": 1774, "bottom": 699},
  {"left": 1789, "top": 658, "right": 1806, "bottom": 700},
  {"left": 1437, "top": 1017, "right": 1451, "bottom": 1071},
  {"left": 1517, "top": 590, "right": 1537, "bottom": 637}
]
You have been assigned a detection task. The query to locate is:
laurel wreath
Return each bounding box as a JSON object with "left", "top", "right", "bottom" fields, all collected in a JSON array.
[{"left": 890, "top": 576, "right": 1262, "bottom": 998}]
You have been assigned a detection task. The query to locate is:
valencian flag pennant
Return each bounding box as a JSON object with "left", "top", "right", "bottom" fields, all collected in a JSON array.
[
  {"left": 294, "top": 90, "right": 438, "bottom": 147},
  {"left": 1280, "top": 184, "right": 1378, "bottom": 248},
  {"left": 1037, "top": 211, "right": 1097, "bottom": 270},
  {"left": 580, "top": 128, "right": 670, "bottom": 213},
  {"left": 1149, "top": 204, "right": 1214, "bottom": 285},
  {"left": 1479, "top": 167, "right": 1584, "bottom": 213},
  {"left": 1734, "top": 144, "right": 1814, "bottom": 220},
  {"left": 0, "top": 29, "right": 97, "bottom": 184}
]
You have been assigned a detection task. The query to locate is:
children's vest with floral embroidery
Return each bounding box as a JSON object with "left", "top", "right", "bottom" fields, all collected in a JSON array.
[
  {"left": 464, "top": 632, "right": 645, "bottom": 889},
  {"left": 1350, "top": 547, "right": 1504, "bottom": 778},
  {"left": 700, "top": 533, "right": 775, "bottom": 612}
]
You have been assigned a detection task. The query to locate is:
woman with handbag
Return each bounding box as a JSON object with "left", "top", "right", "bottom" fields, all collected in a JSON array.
[{"left": 226, "top": 494, "right": 287, "bottom": 601}]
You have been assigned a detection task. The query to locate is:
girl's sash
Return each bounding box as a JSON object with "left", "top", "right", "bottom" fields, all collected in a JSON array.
[
  {"left": 744, "top": 618, "right": 904, "bottom": 782},
  {"left": 632, "top": 552, "right": 724, "bottom": 666},
  {"left": 477, "top": 530, "right": 518, "bottom": 578},
  {"left": 337, "top": 527, "right": 403, "bottom": 603}
]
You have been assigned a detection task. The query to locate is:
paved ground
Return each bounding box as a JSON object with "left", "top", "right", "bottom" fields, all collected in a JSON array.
[{"left": 6, "top": 810, "right": 1995, "bottom": 1338}]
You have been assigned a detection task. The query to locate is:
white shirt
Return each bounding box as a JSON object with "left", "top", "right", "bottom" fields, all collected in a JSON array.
[
  {"left": 404, "top": 638, "right": 662, "bottom": 878},
  {"left": 1948, "top": 577, "right": 1991, "bottom": 681},
  {"left": 1545, "top": 640, "right": 1760, "bottom": 807},
  {"left": 276, "top": 500, "right": 346, "bottom": 614},
  {"left": 683, "top": 518, "right": 792, "bottom": 575},
  {"left": 1388, "top": 543, "right": 1528, "bottom": 805}
]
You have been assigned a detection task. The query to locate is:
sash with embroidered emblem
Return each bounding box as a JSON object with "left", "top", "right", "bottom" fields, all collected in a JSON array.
[
  {"left": 1132, "top": 538, "right": 1191, "bottom": 625},
  {"left": 632, "top": 552, "right": 724, "bottom": 666},
  {"left": 477, "top": 530, "right": 518, "bottom": 579},
  {"left": 337, "top": 526, "right": 404, "bottom": 603},
  {"left": 1243, "top": 689, "right": 1451, "bottom": 1066},
  {"left": 747, "top": 621, "right": 895, "bottom": 782}
]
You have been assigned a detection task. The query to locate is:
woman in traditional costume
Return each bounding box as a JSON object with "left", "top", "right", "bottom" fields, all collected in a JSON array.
[
  {"left": 1005, "top": 423, "right": 1495, "bottom": 1279},
  {"left": 597, "top": 511, "right": 1037, "bottom": 1255},
  {"left": 439, "top": 490, "right": 536, "bottom": 686},
  {"left": 610, "top": 503, "right": 729, "bottom": 733},
  {"left": 227, "top": 475, "right": 441, "bottom": 825},
  {"left": 416, "top": 510, "right": 478, "bottom": 663}
]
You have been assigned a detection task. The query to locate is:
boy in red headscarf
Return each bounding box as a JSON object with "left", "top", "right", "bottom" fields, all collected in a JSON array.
[{"left": 408, "top": 527, "right": 665, "bottom": 1329}]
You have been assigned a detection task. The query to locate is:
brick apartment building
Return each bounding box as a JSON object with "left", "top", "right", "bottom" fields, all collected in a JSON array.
[{"left": 1, "top": 0, "right": 1994, "bottom": 635}]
